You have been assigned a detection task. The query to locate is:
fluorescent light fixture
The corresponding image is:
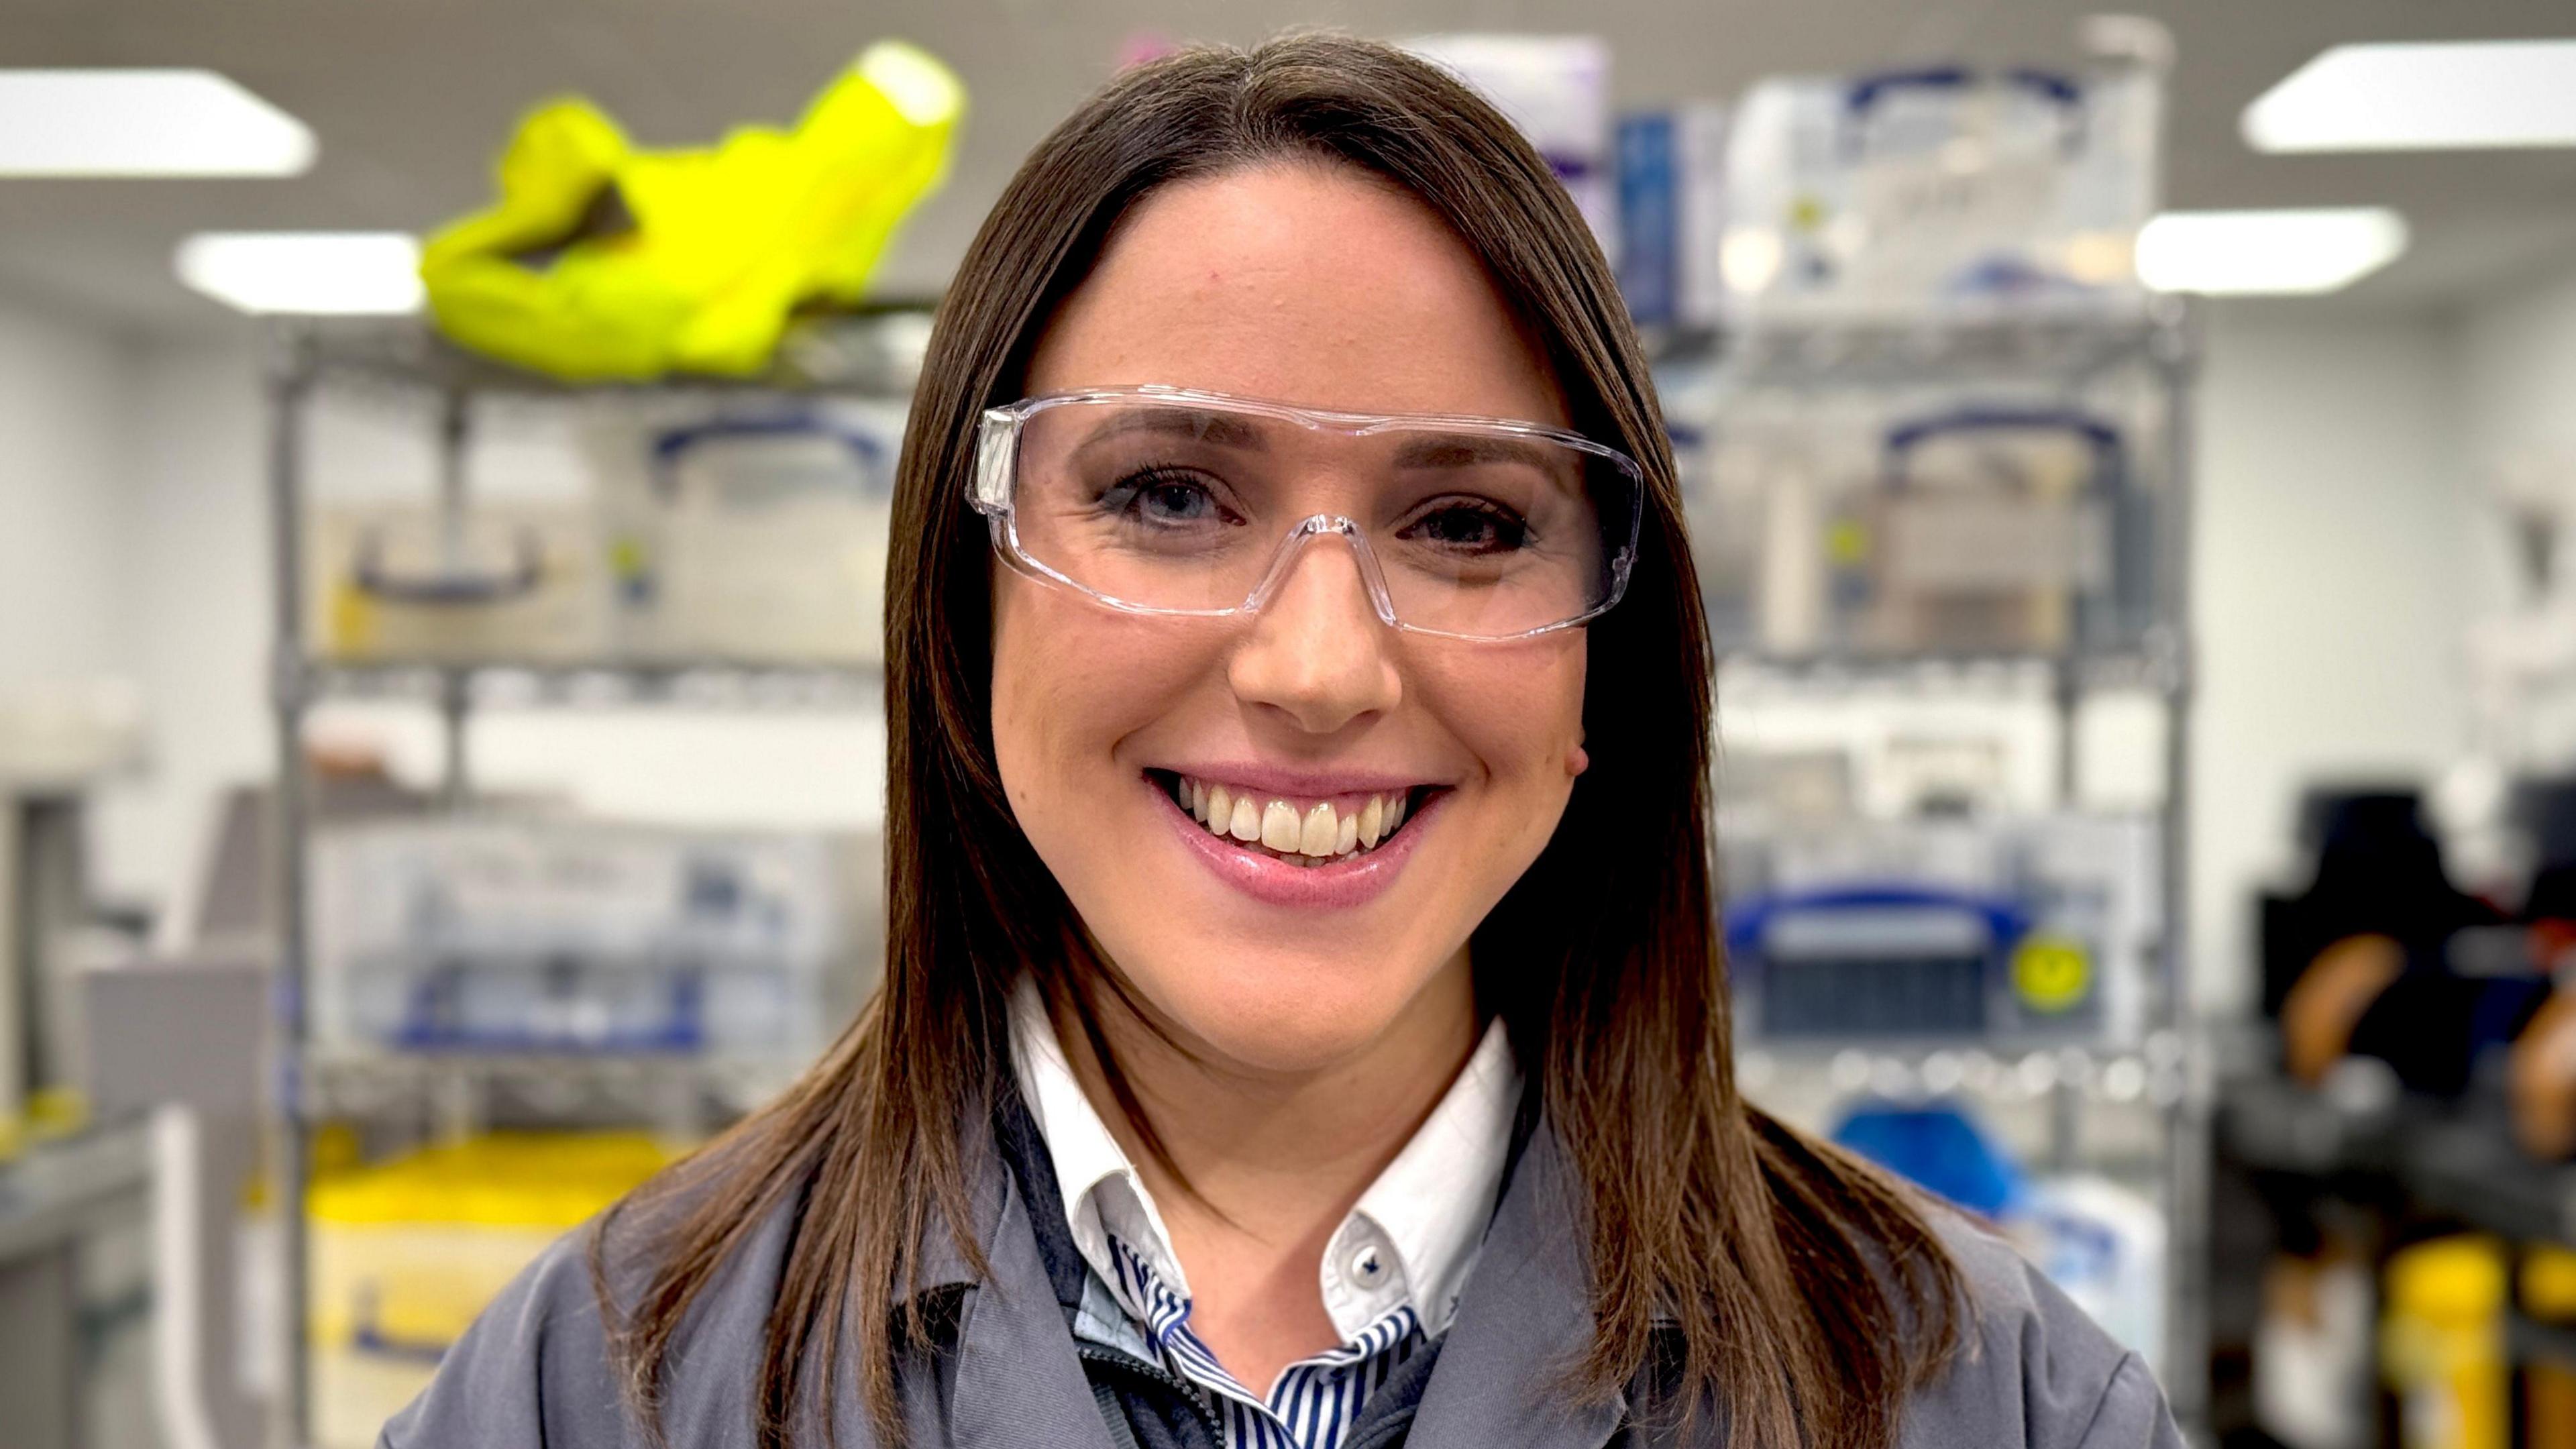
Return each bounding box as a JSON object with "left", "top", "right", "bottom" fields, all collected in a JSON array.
[
  {"left": 2245, "top": 41, "right": 2576, "bottom": 152},
  {"left": 0, "top": 68, "right": 314, "bottom": 176},
  {"left": 174, "top": 232, "right": 422, "bottom": 315},
  {"left": 2135, "top": 209, "right": 2408, "bottom": 296}
]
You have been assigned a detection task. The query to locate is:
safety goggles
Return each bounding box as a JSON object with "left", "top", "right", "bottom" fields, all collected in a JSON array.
[{"left": 971, "top": 386, "right": 1644, "bottom": 641}]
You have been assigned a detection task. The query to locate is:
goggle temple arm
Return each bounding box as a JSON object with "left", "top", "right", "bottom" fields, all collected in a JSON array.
[{"left": 970, "top": 407, "right": 1022, "bottom": 516}]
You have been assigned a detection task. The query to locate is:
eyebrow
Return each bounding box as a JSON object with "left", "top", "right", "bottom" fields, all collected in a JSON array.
[
  {"left": 1071, "top": 406, "right": 1269, "bottom": 453},
  {"left": 1389, "top": 433, "right": 1565, "bottom": 471}
]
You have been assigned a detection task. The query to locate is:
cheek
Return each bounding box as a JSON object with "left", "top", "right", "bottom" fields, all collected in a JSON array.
[
  {"left": 1417, "top": 637, "right": 1587, "bottom": 837},
  {"left": 992, "top": 580, "right": 1104, "bottom": 810},
  {"left": 989, "top": 577, "right": 1192, "bottom": 826}
]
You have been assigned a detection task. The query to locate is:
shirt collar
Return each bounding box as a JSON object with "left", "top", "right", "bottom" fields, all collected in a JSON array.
[
  {"left": 1008, "top": 979, "right": 1193, "bottom": 1301},
  {"left": 1341, "top": 1014, "right": 1519, "bottom": 1333},
  {"left": 1007, "top": 977, "right": 1521, "bottom": 1341}
]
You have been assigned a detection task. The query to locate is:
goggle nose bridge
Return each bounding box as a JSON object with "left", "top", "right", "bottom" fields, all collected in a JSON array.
[{"left": 1237, "top": 515, "right": 1402, "bottom": 626}]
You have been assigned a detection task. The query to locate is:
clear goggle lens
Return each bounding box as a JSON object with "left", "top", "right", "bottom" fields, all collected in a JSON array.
[{"left": 976, "top": 390, "right": 1642, "bottom": 640}]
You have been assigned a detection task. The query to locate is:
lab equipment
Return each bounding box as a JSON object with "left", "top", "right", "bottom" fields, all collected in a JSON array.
[
  {"left": 1615, "top": 104, "right": 1729, "bottom": 327},
  {"left": 1693, "top": 390, "right": 2165, "bottom": 659},
  {"left": 588, "top": 404, "right": 902, "bottom": 664},
  {"left": 307, "top": 388, "right": 906, "bottom": 667},
  {"left": 1831, "top": 1097, "right": 2025, "bottom": 1216},
  {"left": 309, "top": 816, "right": 868, "bottom": 1059},
  {"left": 2379, "top": 1236, "right": 2509, "bottom": 1449},
  {"left": 309, "top": 500, "right": 600, "bottom": 663},
  {"left": 421, "top": 40, "right": 963, "bottom": 381},
  {"left": 0, "top": 678, "right": 146, "bottom": 1140},
  {"left": 1718, "top": 54, "right": 2161, "bottom": 324},
  {"left": 1724, "top": 812, "right": 2160, "bottom": 1048}
]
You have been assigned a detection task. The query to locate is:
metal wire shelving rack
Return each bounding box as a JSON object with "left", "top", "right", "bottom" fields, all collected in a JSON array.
[
  {"left": 1658, "top": 302, "right": 2206, "bottom": 1428},
  {"left": 260, "top": 317, "right": 916, "bottom": 1446}
]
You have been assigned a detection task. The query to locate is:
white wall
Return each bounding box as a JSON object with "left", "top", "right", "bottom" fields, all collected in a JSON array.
[
  {"left": 2457, "top": 258, "right": 2576, "bottom": 642},
  {"left": 88, "top": 333, "right": 277, "bottom": 924},
  {"left": 2187, "top": 306, "right": 2473, "bottom": 1013},
  {"left": 2459, "top": 261, "right": 2576, "bottom": 480},
  {"left": 0, "top": 298, "right": 133, "bottom": 688}
]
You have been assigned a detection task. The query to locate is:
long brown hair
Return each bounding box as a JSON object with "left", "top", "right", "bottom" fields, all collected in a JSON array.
[{"left": 599, "top": 31, "right": 1962, "bottom": 1449}]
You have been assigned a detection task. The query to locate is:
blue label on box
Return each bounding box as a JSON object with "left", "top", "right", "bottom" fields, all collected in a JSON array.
[{"left": 1616, "top": 113, "right": 1677, "bottom": 326}]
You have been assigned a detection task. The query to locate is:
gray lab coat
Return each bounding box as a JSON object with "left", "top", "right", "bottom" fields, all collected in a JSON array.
[{"left": 379, "top": 1117, "right": 2182, "bottom": 1448}]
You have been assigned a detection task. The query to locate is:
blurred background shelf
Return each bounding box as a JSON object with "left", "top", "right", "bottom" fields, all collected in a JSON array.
[
  {"left": 1678, "top": 309, "right": 2192, "bottom": 385},
  {"left": 298, "top": 1046, "right": 802, "bottom": 1132},
  {"left": 2220, "top": 1073, "right": 2576, "bottom": 1248},
  {"left": 283, "top": 309, "right": 943, "bottom": 405},
  {"left": 294, "top": 659, "right": 883, "bottom": 710},
  {"left": 1717, "top": 641, "right": 2186, "bottom": 693}
]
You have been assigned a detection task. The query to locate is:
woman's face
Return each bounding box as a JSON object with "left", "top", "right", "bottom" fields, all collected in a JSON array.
[{"left": 991, "top": 163, "right": 1589, "bottom": 1075}]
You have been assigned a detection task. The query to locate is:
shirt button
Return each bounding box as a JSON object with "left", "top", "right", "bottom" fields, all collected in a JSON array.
[{"left": 1346, "top": 1243, "right": 1389, "bottom": 1289}]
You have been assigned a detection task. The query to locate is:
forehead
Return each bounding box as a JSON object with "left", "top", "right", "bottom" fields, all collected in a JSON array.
[{"left": 1023, "top": 162, "right": 1570, "bottom": 429}]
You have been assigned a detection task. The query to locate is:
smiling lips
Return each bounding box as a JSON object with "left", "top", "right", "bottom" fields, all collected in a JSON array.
[{"left": 1162, "top": 773, "right": 1415, "bottom": 867}]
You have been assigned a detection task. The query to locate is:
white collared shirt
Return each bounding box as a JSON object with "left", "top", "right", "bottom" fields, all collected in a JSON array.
[{"left": 1008, "top": 979, "right": 1520, "bottom": 1440}]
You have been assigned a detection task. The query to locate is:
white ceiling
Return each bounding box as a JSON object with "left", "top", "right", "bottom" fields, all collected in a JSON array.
[{"left": 3, "top": 0, "right": 2573, "bottom": 332}]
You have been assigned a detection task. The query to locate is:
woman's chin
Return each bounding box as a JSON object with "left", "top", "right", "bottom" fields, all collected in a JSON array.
[{"left": 1138, "top": 971, "right": 1442, "bottom": 1077}]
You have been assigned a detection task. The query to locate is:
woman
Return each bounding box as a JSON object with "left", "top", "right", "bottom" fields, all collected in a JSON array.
[{"left": 384, "top": 33, "right": 2179, "bottom": 1449}]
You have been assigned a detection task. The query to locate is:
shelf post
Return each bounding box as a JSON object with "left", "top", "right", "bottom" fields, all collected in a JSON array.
[
  {"left": 264, "top": 321, "right": 318, "bottom": 1449},
  {"left": 2151, "top": 301, "right": 2208, "bottom": 1430},
  {"left": 436, "top": 392, "right": 473, "bottom": 807}
]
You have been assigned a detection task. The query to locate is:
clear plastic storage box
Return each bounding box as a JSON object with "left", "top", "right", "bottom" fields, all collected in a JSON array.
[
  {"left": 1683, "top": 348, "right": 2171, "bottom": 661},
  {"left": 586, "top": 402, "right": 902, "bottom": 665},
  {"left": 1720, "top": 812, "right": 2162, "bottom": 1049},
  {"left": 308, "top": 501, "right": 601, "bottom": 663},
  {"left": 309, "top": 816, "right": 870, "bottom": 1059},
  {"left": 1718, "top": 59, "right": 2161, "bottom": 323},
  {"left": 305, "top": 397, "right": 904, "bottom": 667}
]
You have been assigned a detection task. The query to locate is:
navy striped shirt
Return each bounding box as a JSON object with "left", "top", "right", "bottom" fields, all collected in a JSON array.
[{"left": 1098, "top": 1234, "right": 1426, "bottom": 1449}]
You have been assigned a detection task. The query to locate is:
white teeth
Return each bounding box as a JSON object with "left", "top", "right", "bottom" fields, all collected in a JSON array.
[
  {"left": 1300, "top": 802, "right": 1338, "bottom": 856},
  {"left": 1261, "top": 800, "right": 1301, "bottom": 852},
  {"left": 1169, "top": 775, "right": 1425, "bottom": 861}
]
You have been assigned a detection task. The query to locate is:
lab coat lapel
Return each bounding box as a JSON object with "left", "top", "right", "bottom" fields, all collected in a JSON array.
[
  {"left": 943, "top": 1132, "right": 1120, "bottom": 1449},
  {"left": 1406, "top": 1121, "right": 1627, "bottom": 1449}
]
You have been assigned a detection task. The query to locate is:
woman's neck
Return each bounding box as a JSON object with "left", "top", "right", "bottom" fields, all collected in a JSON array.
[{"left": 1053, "top": 949, "right": 1480, "bottom": 1389}]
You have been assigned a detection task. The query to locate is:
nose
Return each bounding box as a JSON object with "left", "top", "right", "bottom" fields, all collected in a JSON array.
[{"left": 1227, "top": 528, "right": 1402, "bottom": 734}]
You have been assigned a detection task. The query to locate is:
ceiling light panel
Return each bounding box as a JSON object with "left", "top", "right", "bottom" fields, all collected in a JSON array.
[
  {"left": 2134, "top": 209, "right": 2409, "bottom": 296},
  {"left": 2245, "top": 41, "right": 2576, "bottom": 152},
  {"left": 174, "top": 233, "right": 422, "bottom": 315},
  {"left": 0, "top": 69, "right": 315, "bottom": 176}
]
